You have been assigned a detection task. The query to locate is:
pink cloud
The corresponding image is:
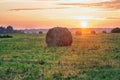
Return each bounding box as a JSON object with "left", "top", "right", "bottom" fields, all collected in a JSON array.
[{"left": 58, "top": 0, "right": 120, "bottom": 10}]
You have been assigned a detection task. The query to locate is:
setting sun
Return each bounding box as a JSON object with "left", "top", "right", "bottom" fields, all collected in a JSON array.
[{"left": 81, "top": 21, "right": 88, "bottom": 28}]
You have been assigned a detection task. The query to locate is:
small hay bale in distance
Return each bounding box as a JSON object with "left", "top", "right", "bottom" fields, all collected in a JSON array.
[
  {"left": 102, "top": 30, "right": 107, "bottom": 33},
  {"left": 46, "top": 27, "right": 73, "bottom": 47},
  {"left": 91, "top": 30, "right": 96, "bottom": 34},
  {"left": 39, "top": 31, "right": 43, "bottom": 34},
  {"left": 76, "top": 30, "right": 82, "bottom": 35}
]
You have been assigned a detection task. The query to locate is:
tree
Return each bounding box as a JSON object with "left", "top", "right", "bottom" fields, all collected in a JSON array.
[
  {"left": 0, "top": 26, "right": 6, "bottom": 34},
  {"left": 6, "top": 26, "right": 13, "bottom": 33},
  {"left": 111, "top": 27, "right": 120, "bottom": 33}
]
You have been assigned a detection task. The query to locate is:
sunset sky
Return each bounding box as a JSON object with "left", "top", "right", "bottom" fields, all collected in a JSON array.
[{"left": 0, "top": 0, "right": 120, "bottom": 29}]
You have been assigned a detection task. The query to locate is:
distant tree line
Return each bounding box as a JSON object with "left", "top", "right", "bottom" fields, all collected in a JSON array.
[{"left": 0, "top": 25, "right": 23, "bottom": 34}]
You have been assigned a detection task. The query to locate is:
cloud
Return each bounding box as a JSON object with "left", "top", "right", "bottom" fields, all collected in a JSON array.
[
  {"left": 58, "top": 0, "right": 120, "bottom": 10},
  {"left": 9, "top": 7, "right": 68, "bottom": 11},
  {"left": 106, "top": 17, "right": 120, "bottom": 20},
  {"left": 72, "top": 16, "right": 120, "bottom": 20},
  {"left": 72, "top": 16, "right": 105, "bottom": 20},
  {"left": 71, "top": 13, "right": 120, "bottom": 20}
]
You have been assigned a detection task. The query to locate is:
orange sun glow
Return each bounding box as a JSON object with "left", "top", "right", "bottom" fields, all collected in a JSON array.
[{"left": 80, "top": 21, "right": 88, "bottom": 28}]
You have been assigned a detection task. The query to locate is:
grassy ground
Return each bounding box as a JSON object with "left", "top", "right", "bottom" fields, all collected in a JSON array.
[{"left": 0, "top": 33, "right": 120, "bottom": 80}]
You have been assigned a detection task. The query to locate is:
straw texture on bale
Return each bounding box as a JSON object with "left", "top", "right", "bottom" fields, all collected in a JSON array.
[{"left": 46, "top": 27, "right": 72, "bottom": 47}]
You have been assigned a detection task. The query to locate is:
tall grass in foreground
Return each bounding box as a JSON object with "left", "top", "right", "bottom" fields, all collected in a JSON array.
[{"left": 0, "top": 33, "right": 120, "bottom": 80}]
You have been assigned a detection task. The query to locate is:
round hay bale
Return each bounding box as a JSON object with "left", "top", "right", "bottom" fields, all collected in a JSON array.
[
  {"left": 102, "top": 30, "right": 107, "bottom": 33},
  {"left": 39, "top": 31, "right": 43, "bottom": 34},
  {"left": 46, "top": 27, "right": 72, "bottom": 47},
  {"left": 91, "top": 30, "right": 96, "bottom": 34},
  {"left": 76, "top": 30, "right": 82, "bottom": 35}
]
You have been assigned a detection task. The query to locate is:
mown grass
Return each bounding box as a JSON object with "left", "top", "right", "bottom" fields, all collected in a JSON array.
[{"left": 0, "top": 33, "right": 120, "bottom": 80}]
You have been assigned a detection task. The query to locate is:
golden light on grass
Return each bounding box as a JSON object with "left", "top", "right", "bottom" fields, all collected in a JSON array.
[{"left": 80, "top": 21, "right": 90, "bottom": 35}]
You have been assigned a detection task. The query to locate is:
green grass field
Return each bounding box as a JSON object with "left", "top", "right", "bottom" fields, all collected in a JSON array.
[{"left": 0, "top": 33, "right": 120, "bottom": 80}]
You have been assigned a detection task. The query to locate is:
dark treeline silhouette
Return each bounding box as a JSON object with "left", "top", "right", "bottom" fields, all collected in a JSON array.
[{"left": 0, "top": 25, "right": 22, "bottom": 34}]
